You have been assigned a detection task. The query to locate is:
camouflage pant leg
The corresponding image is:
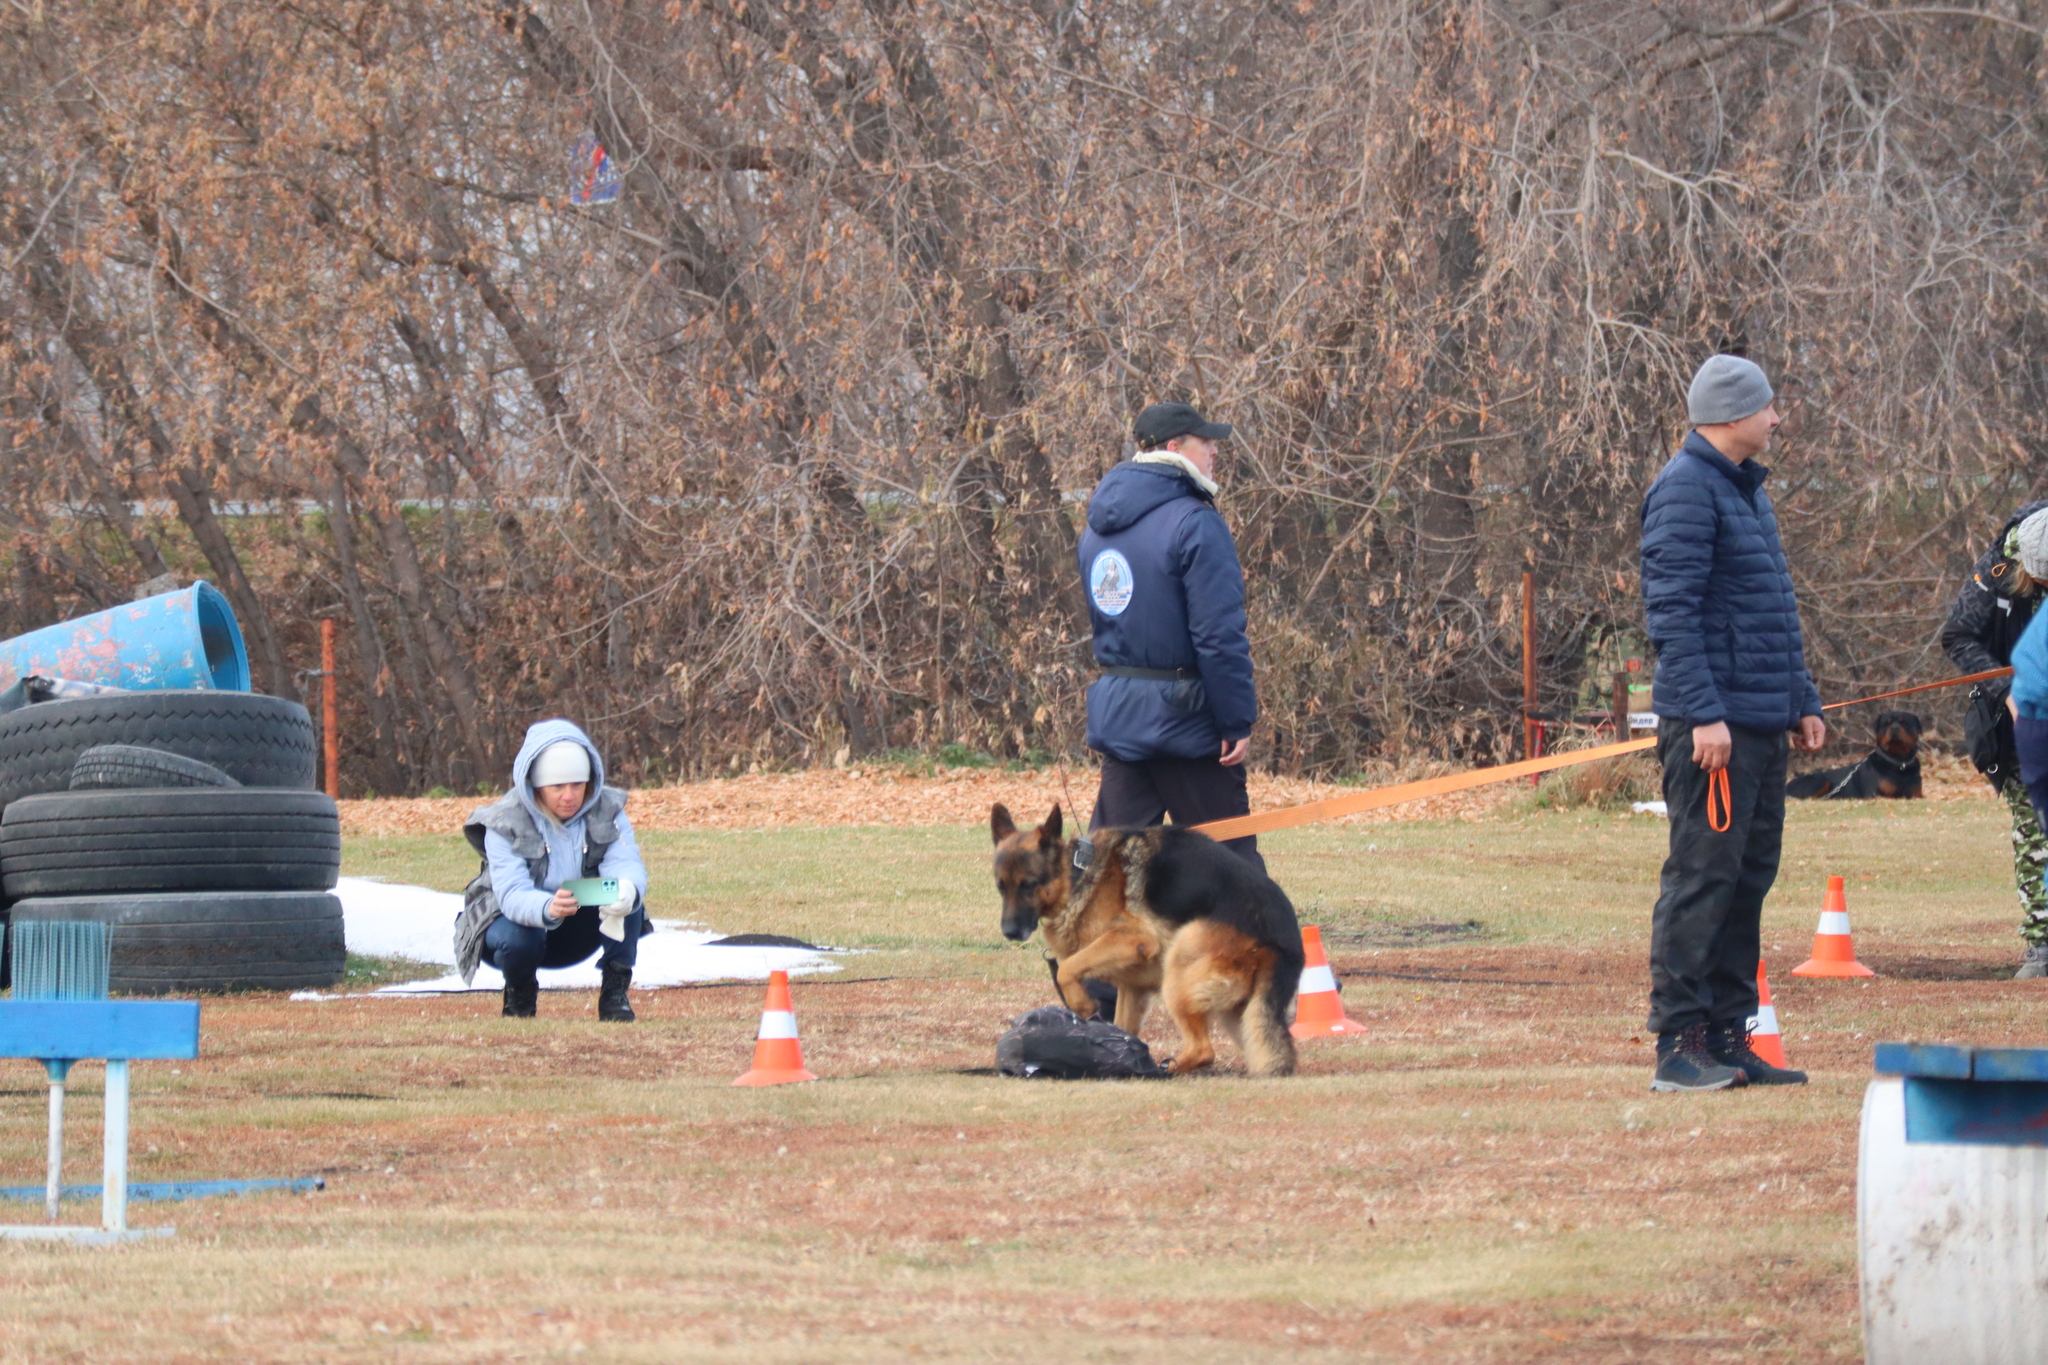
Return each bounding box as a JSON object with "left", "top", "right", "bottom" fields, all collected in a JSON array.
[{"left": 2001, "top": 776, "right": 2048, "bottom": 946}]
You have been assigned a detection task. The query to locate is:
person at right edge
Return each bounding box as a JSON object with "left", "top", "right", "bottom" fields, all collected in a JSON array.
[
  {"left": 1075, "top": 401, "right": 1262, "bottom": 874},
  {"left": 1940, "top": 501, "right": 2048, "bottom": 977},
  {"left": 1640, "top": 355, "right": 1821, "bottom": 1092}
]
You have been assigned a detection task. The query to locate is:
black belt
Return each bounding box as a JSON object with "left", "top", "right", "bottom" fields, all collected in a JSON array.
[{"left": 1100, "top": 665, "right": 1198, "bottom": 682}]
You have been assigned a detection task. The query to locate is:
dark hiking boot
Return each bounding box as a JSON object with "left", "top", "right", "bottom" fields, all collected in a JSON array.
[
  {"left": 598, "top": 963, "right": 635, "bottom": 1022},
  {"left": 2016, "top": 943, "right": 2048, "bottom": 980},
  {"left": 1651, "top": 1024, "right": 1747, "bottom": 1092},
  {"left": 1707, "top": 1020, "right": 1807, "bottom": 1086},
  {"left": 502, "top": 970, "right": 539, "bottom": 1019}
]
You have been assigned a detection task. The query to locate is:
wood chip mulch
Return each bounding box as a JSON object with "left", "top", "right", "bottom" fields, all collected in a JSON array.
[
  {"left": 335, "top": 764, "right": 1528, "bottom": 837},
  {"left": 335, "top": 748, "right": 1994, "bottom": 838}
]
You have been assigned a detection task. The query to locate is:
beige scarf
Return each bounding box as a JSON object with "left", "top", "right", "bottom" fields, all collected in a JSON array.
[{"left": 1132, "top": 450, "right": 1219, "bottom": 497}]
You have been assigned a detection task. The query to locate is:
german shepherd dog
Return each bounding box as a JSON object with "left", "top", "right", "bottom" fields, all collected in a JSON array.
[{"left": 989, "top": 802, "right": 1304, "bottom": 1077}]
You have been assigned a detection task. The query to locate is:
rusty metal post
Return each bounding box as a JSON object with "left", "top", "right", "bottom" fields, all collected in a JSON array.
[
  {"left": 1521, "top": 571, "right": 1538, "bottom": 760},
  {"left": 320, "top": 619, "right": 339, "bottom": 801},
  {"left": 1613, "top": 669, "right": 1629, "bottom": 739}
]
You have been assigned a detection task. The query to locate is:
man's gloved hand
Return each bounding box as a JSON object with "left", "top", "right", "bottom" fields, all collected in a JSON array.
[{"left": 597, "top": 887, "right": 638, "bottom": 942}]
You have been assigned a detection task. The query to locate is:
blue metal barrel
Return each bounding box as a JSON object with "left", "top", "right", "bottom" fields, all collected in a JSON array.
[{"left": 0, "top": 582, "right": 249, "bottom": 692}]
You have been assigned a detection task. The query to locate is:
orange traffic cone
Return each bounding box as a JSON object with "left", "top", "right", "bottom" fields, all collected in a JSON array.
[
  {"left": 1791, "top": 876, "right": 1875, "bottom": 978},
  {"left": 1746, "top": 960, "right": 1790, "bottom": 1068},
  {"left": 733, "top": 970, "right": 818, "bottom": 1086},
  {"left": 1290, "top": 925, "right": 1368, "bottom": 1039}
]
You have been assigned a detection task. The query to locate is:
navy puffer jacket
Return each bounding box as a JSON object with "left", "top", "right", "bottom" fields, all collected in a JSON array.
[
  {"left": 1641, "top": 431, "right": 1822, "bottom": 730},
  {"left": 1079, "top": 461, "right": 1257, "bottom": 761}
]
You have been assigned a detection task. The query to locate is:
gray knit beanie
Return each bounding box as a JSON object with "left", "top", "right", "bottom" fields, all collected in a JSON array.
[
  {"left": 1687, "top": 355, "right": 1775, "bottom": 426},
  {"left": 2016, "top": 509, "right": 2048, "bottom": 581}
]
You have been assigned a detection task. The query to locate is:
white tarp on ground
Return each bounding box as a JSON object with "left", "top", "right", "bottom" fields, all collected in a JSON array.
[{"left": 329, "top": 876, "right": 841, "bottom": 995}]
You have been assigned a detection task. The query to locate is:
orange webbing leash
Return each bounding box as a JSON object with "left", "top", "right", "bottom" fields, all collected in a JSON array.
[
  {"left": 1191, "top": 665, "right": 2016, "bottom": 843},
  {"left": 1706, "top": 768, "right": 1732, "bottom": 833},
  {"left": 1816, "top": 665, "right": 2011, "bottom": 711},
  {"left": 1192, "top": 733, "right": 1659, "bottom": 841}
]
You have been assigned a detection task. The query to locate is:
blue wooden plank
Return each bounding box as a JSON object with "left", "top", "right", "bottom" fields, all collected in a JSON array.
[
  {"left": 0, "top": 1178, "right": 322, "bottom": 1203},
  {"left": 0, "top": 1001, "right": 199, "bottom": 1060},
  {"left": 1904, "top": 1077, "right": 2048, "bottom": 1146},
  {"left": 1971, "top": 1048, "right": 2048, "bottom": 1083},
  {"left": 1873, "top": 1042, "right": 1971, "bottom": 1079}
]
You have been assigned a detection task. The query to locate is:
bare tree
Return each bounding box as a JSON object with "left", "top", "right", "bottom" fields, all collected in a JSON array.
[{"left": 2, "top": 0, "right": 2044, "bottom": 791}]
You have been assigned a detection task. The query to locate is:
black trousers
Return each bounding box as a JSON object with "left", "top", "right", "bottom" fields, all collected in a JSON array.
[
  {"left": 481, "top": 904, "right": 645, "bottom": 977},
  {"left": 1087, "top": 754, "right": 1263, "bottom": 871},
  {"left": 1647, "top": 717, "right": 1788, "bottom": 1034}
]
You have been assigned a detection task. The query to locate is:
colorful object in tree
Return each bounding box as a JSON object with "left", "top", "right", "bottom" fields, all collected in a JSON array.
[{"left": 570, "top": 135, "right": 621, "bottom": 206}]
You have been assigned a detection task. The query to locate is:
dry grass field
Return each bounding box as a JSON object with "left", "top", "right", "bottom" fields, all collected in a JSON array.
[{"left": 3, "top": 775, "right": 2043, "bottom": 1363}]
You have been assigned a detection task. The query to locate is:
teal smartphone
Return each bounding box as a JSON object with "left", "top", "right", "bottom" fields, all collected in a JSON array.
[{"left": 562, "top": 877, "right": 620, "bottom": 907}]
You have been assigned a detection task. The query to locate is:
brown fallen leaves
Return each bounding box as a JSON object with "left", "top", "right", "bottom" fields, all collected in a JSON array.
[
  {"left": 335, "top": 763, "right": 1529, "bottom": 837},
  {"left": 336, "top": 748, "right": 1994, "bottom": 838}
]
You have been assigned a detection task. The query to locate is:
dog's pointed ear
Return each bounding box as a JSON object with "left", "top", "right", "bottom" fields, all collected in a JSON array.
[
  {"left": 991, "top": 803, "right": 1017, "bottom": 844},
  {"left": 1041, "top": 802, "right": 1063, "bottom": 845}
]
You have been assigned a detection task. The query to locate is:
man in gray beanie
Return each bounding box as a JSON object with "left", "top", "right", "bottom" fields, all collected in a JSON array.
[
  {"left": 1686, "top": 354, "right": 1779, "bottom": 428},
  {"left": 1638, "top": 354, "right": 1824, "bottom": 1091}
]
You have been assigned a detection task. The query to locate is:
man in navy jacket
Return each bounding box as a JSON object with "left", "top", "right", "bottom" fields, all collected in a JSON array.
[
  {"left": 1640, "top": 355, "right": 1823, "bottom": 1092},
  {"left": 1077, "top": 402, "right": 1263, "bottom": 870}
]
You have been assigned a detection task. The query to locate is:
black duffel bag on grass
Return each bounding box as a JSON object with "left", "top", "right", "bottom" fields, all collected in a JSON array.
[
  {"left": 996, "top": 1005, "right": 1169, "bottom": 1079},
  {"left": 0, "top": 689, "right": 315, "bottom": 808},
  {"left": 8, "top": 890, "right": 344, "bottom": 993},
  {"left": 0, "top": 787, "right": 340, "bottom": 898}
]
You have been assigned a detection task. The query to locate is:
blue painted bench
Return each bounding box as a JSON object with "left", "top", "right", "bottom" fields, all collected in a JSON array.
[
  {"left": 1874, "top": 1041, "right": 2048, "bottom": 1146},
  {"left": 0, "top": 1001, "right": 199, "bottom": 1243}
]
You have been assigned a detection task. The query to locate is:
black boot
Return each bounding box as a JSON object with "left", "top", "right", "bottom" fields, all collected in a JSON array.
[
  {"left": 502, "top": 968, "right": 538, "bottom": 1018},
  {"left": 1707, "top": 1020, "right": 1808, "bottom": 1086},
  {"left": 1651, "top": 1023, "right": 1746, "bottom": 1092},
  {"left": 598, "top": 963, "right": 635, "bottom": 1022}
]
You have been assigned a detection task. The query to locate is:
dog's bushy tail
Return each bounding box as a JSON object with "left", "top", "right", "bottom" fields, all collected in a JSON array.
[{"left": 1243, "top": 939, "right": 1303, "bottom": 1078}]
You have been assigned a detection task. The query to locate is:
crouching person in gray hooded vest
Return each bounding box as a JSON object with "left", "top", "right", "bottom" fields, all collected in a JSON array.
[{"left": 455, "top": 719, "right": 649, "bottom": 1020}]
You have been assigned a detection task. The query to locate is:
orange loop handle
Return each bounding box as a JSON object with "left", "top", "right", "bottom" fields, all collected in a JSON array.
[
  {"left": 1192, "top": 665, "right": 2014, "bottom": 843},
  {"left": 1706, "top": 768, "right": 1731, "bottom": 833}
]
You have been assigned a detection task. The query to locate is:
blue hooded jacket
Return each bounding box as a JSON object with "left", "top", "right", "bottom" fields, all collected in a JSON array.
[
  {"left": 1640, "top": 431, "right": 1823, "bottom": 731},
  {"left": 470, "top": 719, "right": 648, "bottom": 930},
  {"left": 2008, "top": 606, "right": 2048, "bottom": 721},
  {"left": 1078, "top": 460, "right": 1257, "bottom": 761}
]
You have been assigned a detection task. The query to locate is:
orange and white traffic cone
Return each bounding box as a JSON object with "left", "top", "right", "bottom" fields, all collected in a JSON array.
[
  {"left": 1791, "top": 875, "right": 1875, "bottom": 978},
  {"left": 733, "top": 970, "right": 818, "bottom": 1086},
  {"left": 1746, "top": 960, "right": 1790, "bottom": 1068},
  {"left": 1290, "top": 925, "right": 1368, "bottom": 1039}
]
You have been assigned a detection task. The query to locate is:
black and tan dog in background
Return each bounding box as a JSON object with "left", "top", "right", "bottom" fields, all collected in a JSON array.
[
  {"left": 1786, "top": 710, "right": 1924, "bottom": 800},
  {"left": 989, "top": 802, "right": 1304, "bottom": 1077}
]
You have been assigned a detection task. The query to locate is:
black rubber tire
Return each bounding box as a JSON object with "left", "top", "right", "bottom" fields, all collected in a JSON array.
[
  {"left": 0, "top": 690, "right": 314, "bottom": 809},
  {"left": 7, "top": 891, "right": 343, "bottom": 993},
  {"left": 0, "top": 788, "right": 340, "bottom": 898},
  {"left": 69, "top": 743, "right": 241, "bottom": 790}
]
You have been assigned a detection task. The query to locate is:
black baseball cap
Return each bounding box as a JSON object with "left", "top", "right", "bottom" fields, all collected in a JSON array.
[{"left": 1133, "top": 402, "right": 1232, "bottom": 447}]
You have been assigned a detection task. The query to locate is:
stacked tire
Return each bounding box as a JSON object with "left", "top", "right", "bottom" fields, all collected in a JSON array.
[{"left": 0, "top": 691, "right": 344, "bottom": 994}]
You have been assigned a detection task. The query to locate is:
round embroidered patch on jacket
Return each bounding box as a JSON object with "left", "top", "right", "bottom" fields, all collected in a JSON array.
[{"left": 1089, "top": 550, "right": 1134, "bottom": 616}]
